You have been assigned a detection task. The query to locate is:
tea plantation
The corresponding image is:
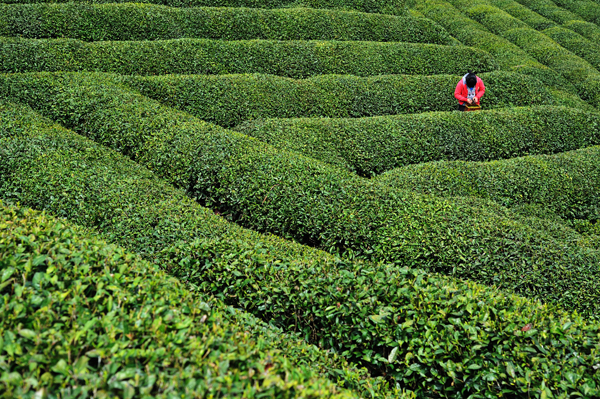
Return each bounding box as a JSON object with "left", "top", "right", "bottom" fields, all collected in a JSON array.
[{"left": 1, "top": 0, "right": 600, "bottom": 397}]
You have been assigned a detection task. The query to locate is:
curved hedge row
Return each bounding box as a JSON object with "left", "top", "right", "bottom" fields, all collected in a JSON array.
[
  {"left": 507, "top": 0, "right": 582, "bottom": 25},
  {"left": 552, "top": 0, "right": 600, "bottom": 26},
  {"left": 235, "top": 106, "right": 600, "bottom": 176},
  {"left": 543, "top": 26, "right": 600, "bottom": 70},
  {"left": 413, "top": 0, "right": 576, "bottom": 92},
  {"left": 0, "top": 202, "right": 359, "bottom": 398},
  {"left": 450, "top": 0, "right": 600, "bottom": 107},
  {"left": 0, "top": 37, "right": 496, "bottom": 77},
  {"left": 563, "top": 20, "right": 600, "bottom": 43},
  {"left": 0, "top": 0, "right": 408, "bottom": 15},
  {"left": 125, "top": 71, "right": 553, "bottom": 127},
  {"left": 2, "top": 98, "right": 600, "bottom": 398},
  {"left": 375, "top": 145, "right": 600, "bottom": 222},
  {"left": 0, "top": 3, "right": 451, "bottom": 44},
  {"left": 3, "top": 72, "right": 600, "bottom": 320}
]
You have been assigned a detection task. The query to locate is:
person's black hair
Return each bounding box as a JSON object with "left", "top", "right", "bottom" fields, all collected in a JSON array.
[{"left": 466, "top": 71, "right": 477, "bottom": 88}]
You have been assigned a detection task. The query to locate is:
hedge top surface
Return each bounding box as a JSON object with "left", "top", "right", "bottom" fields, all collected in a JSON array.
[
  {"left": 0, "top": 202, "right": 358, "bottom": 398},
  {"left": 0, "top": 37, "right": 498, "bottom": 77},
  {"left": 0, "top": 3, "right": 453, "bottom": 44}
]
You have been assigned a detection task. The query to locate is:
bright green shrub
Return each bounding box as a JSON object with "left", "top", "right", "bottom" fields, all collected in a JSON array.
[
  {"left": 0, "top": 37, "right": 496, "bottom": 77},
  {"left": 2, "top": 103, "right": 600, "bottom": 398},
  {"left": 0, "top": 3, "right": 451, "bottom": 44},
  {"left": 375, "top": 145, "right": 600, "bottom": 222},
  {"left": 3, "top": 72, "right": 600, "bottom": 321},
  {"left": 125, "top": 71, "right": 553, "bottom": 127},
  {"left": 0, "top": 0, "right": 409, "bottom": 15},
  {"left": 552, "top": 0, "right": 600, "bottom": 26},
  {"left": 543, "top": 26, "right": 600, "bottom": 70},
  {"left": 235, "top": 106, "right": 600, "bottom": 176},
  {"left": 563, "top": 20, "right": 600, "bottom": 43},
  {"left": 412, "top": 0, "right": 576, "bottom": 92},
  {"left": 0, "top": 202, "right": 360, "bottom": 398},
  {"left": 494, "top": 0, "right": 571, "bottom": 26}
]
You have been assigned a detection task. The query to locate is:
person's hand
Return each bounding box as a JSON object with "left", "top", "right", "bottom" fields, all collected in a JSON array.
[{"left": 467, "top": 99, "right": 472, "bottom": 105}]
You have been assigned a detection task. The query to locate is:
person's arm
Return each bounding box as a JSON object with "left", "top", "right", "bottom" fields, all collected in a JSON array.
[
  {"left": 454, "top": 81, "right": 468, "bottom": 103},
  {"left": 475, "top": 79, "right": 486, "bottom": 102}
]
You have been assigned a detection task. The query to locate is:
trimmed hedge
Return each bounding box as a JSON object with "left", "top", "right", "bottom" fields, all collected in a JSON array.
[
  {"left": 0, "top": 3, "right": 451, "bottom": 44},
  {"left": 0, "top": 202, "right": 359, "bottom": 398},
  {"left": 563, "top": 20, "right": 600, "bottom": 43},
  {"left": 447, "top": 0, "right": 600, "bottom": 107},
  {"left": 3, "top": 72, "right": 600, "bottom": 321},
  {"left": 507, "top": 0, "right": 582, "bottom": 25},
  {"left": 552, "top": 0, "right": 600, "bottom": 26},
  {"left": 235, "top": 106, "right": 600, "bottom": 177},
  {"left": 125, "top": 71, "right": 553, "bottom": 127},
  {"left": 543, "top": 26, "right": 600, "bottom": 71},
  {"left": 0, "top": 37, "right": 496, "bottom": 77},
  {"left": 374, "top": 145, "right": 600, "bottom": 222},
  {"left": 2, "top": 101, "right": 600, "bottom": 398},
  {"left": 0, "top": 0, "right": 409, "bottom": 15}
]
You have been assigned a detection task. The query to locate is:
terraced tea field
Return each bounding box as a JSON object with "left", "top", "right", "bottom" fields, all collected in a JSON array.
[{"left": 1, "top": 0, "right": 600, "bottom": 397}]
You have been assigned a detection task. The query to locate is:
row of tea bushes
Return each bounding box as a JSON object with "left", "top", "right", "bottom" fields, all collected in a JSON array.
[
  {"left": 374, "top": 145, "right": 600, "bottom": 222},
  {"left": 484, "top": 0, "right": 600, "bottom": 71},
  {"left": 235, "top": 106, "right": 600, "bottom": 177},
  {"left": 543, "top": 26, "right": 600, "bottom": 71},
  {"left": 0, "top": 37, "right": 496, "bottom": 77},
  {"left": 0, "top": 100, "right": 398, "bottom": 397},
  {"left": 3, "top": 72, "right": 600, "bottom": 320},
  {"left": 2, "top": 100, "right": 599, "bottom": 398},
  {"left": 449, "top": 0, "right": 600, "bottom": 107},
  {"left": 0, "top": 3, "right": 451, "bottom": 44},
  {"left": 552, "top": 0, "right": 600, "bottom": 27},
  {"left": 564, "top": 19, "right": 600, "bottom": 43},
  {"left": 0, "top": 0, "right": 409, "bottom": 15},
  {"left": 0, "top": 202, "right": 360, "bottom": 398},
  {"left": 412, "top": 0, "right": 575, "bottom": 92},
  {"left": 125, "top": 71, "right": 553, "bottom": 127}
]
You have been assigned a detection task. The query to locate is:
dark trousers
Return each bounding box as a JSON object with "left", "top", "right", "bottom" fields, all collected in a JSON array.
[{"left": 457, "top": 104, "right": 466, "bottom": 111}]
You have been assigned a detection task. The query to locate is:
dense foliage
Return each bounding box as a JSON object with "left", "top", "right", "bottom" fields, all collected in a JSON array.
[
  {"left": 0, "top": 3, "right": 451, "bottom": 44},
  {"left": 2, "top": 101, "right": 599, "bottom": 398},
  {"left": 236, "top": 106, "right": 600, "bottom": 176},
  {"left": 2, "top": 73, "right": 600, "bottom": 320},
  {"left": 126, "top": 71, "right": 553, "bottom": 127}
]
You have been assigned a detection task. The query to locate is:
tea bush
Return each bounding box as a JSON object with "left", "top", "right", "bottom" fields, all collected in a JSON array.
[
  {"left": 236, "top": 106, "right": 600, "bottom": 176},
  {"left": 0, "top": 3, "right": 451, "bottom": 44},
  {"left": 0, "top": 37, "right": 496, "bottom": 77},
  {"left": 543, "top": 26, "right": 600, "bottom": 70},
  {"left": 1, "top": 101, "right": 599, "bottom": 398},
  {"left": 0, "top": 0, "right": 409, "bottom": 15},
  {"left": 3, "top": 72, "right": 600, "bottom": 319},
  {"left": 505, "top": 0, "right": 580, "bottom": 25},
  {"left": 563, "top": 20, "right": 600, "bottom": 43},
  {"left": 375, "top": 145, "right": 600, "bottom": 222},
  {"left": 126, "top": 71, "right": 553, "bottom": 127},
  {"left": 552, "top": 0, "right": 600, "bottom": 26},
  {"left": 0, "top": 202, "right": 360, "bottom": 398}
]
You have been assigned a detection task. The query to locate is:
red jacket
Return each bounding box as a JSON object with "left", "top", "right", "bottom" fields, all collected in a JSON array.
[{"left": 455, "top": 76, "right": 485, "bottom": 105}]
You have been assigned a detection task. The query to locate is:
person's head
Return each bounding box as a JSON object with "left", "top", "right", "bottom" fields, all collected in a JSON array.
[{"left": 466, "top": 71, "right": 477, "bottom": 88}]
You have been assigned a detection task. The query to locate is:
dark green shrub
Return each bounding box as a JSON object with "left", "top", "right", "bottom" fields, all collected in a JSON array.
[
  {"left": 413, "top": 0, "right": 576, "bottom": 92},
  {"left": 3, "top": 72, "right": 600, "bottom": 320},
  {"left": 236, "top": 106, "right": 600, "bottom": 176},
  {"left": 0, "top": 0, "right": 409, "bottom": 15},
  {"left": 0, "top": 37, "right": 496, "bottom": 77},
  {"left": 1, "top": 101, "right": 599, "bottom": 398},
  {"left": 552, "top": 0, "right": 600, "bottom": 26},
  {"left": 0, "top": 202, "right": 359, "bottom": 398},
  {"left": 375, "top": 145, "right": 600, "bottom": 221},
  {"left": 125, "top": 71, "right": 553, "bottom": 127},
  {"left": 0, "top": 3, "right": 451, "bottom": 44},
  {"left": 492, "top": 0, "right": 566, "bottom": 27}
]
